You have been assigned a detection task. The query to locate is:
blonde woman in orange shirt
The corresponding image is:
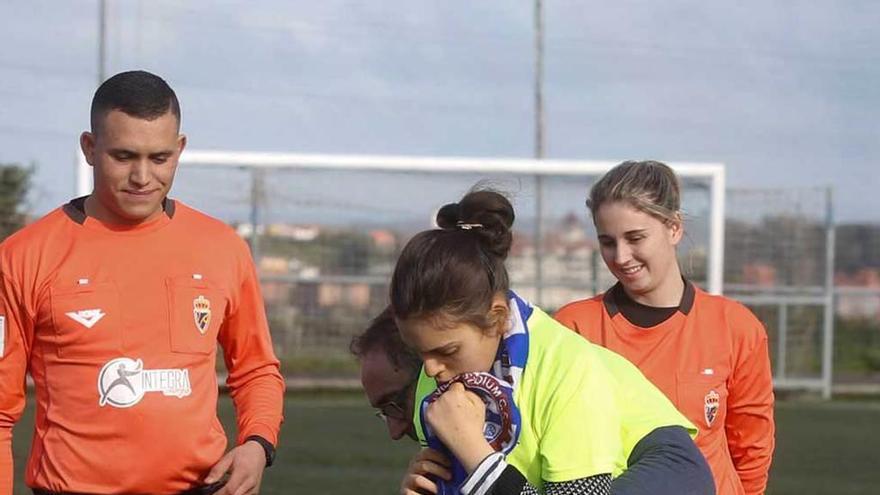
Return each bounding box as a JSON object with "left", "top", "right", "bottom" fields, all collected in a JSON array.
[{"left": 556, "top": 160, "right": 775, "bottom": 495}]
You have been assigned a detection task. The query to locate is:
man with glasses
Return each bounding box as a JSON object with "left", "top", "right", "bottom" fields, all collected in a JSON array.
[{"left": 350, "top": 307, "right": 420, "bottom": 441}]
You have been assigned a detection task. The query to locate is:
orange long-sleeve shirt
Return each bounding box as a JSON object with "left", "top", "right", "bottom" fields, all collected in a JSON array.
[
  {"left": 0, "top": 198, "right": 284, "bottom": 494},
  {"left": 555, "top": 282, "right": 775, "bottom": 495}
]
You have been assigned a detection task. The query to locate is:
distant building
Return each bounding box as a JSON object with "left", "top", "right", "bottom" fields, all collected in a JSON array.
[
  {"left": 266, "top": 223, "right": 320, "bottom": 241},
  {"left": 742, "top": 263, "right": 777, "bottom": 287},
  {"left": 260, "top": 280, "right": 290, "bottom": 305},
  {"left": 835, "top": 268, "right": 880, "bottom": 319},
  {"left": 506, "top": 217, "right": 608, "bottom": 309},
  {"left": 317, "top": 282, "right": 371, "bottom": 310},
  {"left": 259, "top": 256, "right": 289, "bottom": 273},
  {"left": 369, "top": 229, "right": 397, "bottom": 252}
]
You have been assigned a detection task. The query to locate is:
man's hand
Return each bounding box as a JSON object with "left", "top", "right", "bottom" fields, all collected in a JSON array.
[
  {"left": 400, "top": 447, "right": 452, "bottom": 495},
  {"left": 206, "top": 440, "right": 267, "bottom": 495}
]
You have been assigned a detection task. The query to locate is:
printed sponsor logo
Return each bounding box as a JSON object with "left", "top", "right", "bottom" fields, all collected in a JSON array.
[{"left": 97, "top": 357, "right": 191, "bottom": 408}]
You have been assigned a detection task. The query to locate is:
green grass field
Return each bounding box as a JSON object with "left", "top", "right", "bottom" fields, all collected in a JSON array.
[{"left": 11, "top": 394, "right": 880, "bottom": 494}]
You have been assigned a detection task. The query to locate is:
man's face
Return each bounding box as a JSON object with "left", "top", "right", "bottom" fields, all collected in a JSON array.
[
  {"left": 360, "top": 349, "right": 417, "bottom": 441},
  {"left": 80, "top": 109, "right": 186, "bottom": 225}
]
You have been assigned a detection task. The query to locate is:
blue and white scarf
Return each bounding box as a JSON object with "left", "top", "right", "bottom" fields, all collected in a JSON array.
[{"left": 419, "top": 291, "right": 532, "bottom": 494}]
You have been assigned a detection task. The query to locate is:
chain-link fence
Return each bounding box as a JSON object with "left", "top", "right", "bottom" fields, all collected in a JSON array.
[
  {"left": 724, "top": 187, "right": 835, "bottom": 396},
  {"left": 832, "top": 287, "right": 880, "bottom": 393}
]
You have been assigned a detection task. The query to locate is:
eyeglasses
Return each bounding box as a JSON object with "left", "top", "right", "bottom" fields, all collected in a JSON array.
[
  {"left": 375, "top": 402, "right": 407, "bottom": 422},
  {"left": 374, "top": 380, "right": 415, "bottom": 422}
]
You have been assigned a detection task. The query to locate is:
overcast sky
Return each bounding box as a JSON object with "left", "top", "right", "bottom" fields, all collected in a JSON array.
[{"left": 1, "top": 0, "right": 877, "bottom": 222}]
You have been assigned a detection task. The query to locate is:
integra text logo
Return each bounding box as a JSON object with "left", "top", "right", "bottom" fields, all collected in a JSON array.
[{"left": 97, "top": 357, "right": 192, "bottom": 408}]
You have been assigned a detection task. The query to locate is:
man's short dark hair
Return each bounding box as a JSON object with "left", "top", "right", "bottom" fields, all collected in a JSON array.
[
  {"left": 90, "top": 70, "right": 181, "bottom": 132},
  {"left": 351, "top": 306, "right": 421, "bottom": 374}
]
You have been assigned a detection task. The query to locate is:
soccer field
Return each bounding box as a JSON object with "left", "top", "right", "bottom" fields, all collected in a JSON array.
[{"left": 11, "top": 394, "right": 880, "bottom": 494}]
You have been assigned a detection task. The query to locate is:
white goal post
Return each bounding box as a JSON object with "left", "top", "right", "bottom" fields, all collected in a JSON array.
[{"left": 77, "top": 151, "right": 726, "bottom": 295}]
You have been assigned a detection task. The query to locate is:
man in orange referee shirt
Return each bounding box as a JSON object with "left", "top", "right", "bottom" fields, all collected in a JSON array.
[{"left": 0, "top": 71, "right": 285, "bottom": 495}]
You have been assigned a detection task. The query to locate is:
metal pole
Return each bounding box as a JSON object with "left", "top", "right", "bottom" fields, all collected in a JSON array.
[
  {"left": 532, "top": 0, "right": 545, "bottom": 304},
  {"left": 707, "top": 167, "right": 726, "bottom": 294},
  {"left": 821, "top": 187, "right": 835, "bottom": 399},
  {"left": 98, "top": 0, "right": 106, "bottom": 84},
  {"left": 534, "top": 178, "right": 544, "bottom": 304},
  {"left": 249, "top": 168, "right": 264, "bottom": 264},
  {"left": 533, "top": 0, "right": 544, "bottom": 160},
  {"left": 135, "top": 0, "right": 143, "bottom": 66},
  {"left": 76, "top": 152, "right": 92, "bottom": 198},
  {"left": 78, "top": 0, "right": 107, "bottom": 198},
  {"left": 777, "top": 303, "right": 788, "bottom": 380}
]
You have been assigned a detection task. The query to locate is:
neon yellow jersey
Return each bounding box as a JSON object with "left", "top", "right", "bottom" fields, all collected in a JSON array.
[
  {"left": 414, "top": 306, "right": 695, "bottom": 487},
  {"left": 591, "top": 344, "right": 697, "bottom": 457}
]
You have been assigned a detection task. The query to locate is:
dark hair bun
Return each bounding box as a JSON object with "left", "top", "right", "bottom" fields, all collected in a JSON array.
[
  {"left": 392, "top": 188, "right": 516, "bottom": 322},
  {"left": 436, "top": 202, "right": 462, "bottom": 229},
  {"left": 459, "top": 190, "right": 515, "bottom": 260}
]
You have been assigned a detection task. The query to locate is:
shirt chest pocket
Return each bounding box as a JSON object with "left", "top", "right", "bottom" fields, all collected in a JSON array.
[
  {"left": 676, "top": 373, "right": 729, "bottom": 434},
  {"left": 50, "top": 282, "right": 122, "bottom": 360},
  {"left": 166, "top": 277, "right": 228, "bottom": 355}
]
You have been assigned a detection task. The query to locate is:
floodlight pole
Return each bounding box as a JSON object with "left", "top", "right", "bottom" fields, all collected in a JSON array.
[
  {"left": 533, "top": 0, "right": 546, "bottom": 304},
  {"left": 77, "top": 0, "right": 107, "bottom": 198},
  {"left": 821, "top": 187, "right": 835, "bottom": 399},
  {"left": 98, "top": 0, "right": 106, "bottom": 84},
  {"left": 249, "top": 169, "right": 265, "bottom": 263},
  {"left": 534, "top": 0, "right": 545, "bottom": 161}
]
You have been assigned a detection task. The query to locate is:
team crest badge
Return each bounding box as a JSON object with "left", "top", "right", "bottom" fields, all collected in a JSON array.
[
  {"left": 704, "top": 389, "right": 720, "bottom": 427},
  {"left": 193, "top": 295, "right": 211, "bottom": 335}
]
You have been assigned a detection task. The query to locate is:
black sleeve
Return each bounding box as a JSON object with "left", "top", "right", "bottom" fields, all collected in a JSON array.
[
  {"left": 543, "top": 475, "right": 612, "bottom": 495},
  {"left": 610, "top": 425, "right": 715, "bottom": 495},
  {"left": 488, "top": 463, "right": 529, "bottom": 494},
  {"left": 483, "top": 462, "right": 611, "bottom": 495},
  {"left": 460, "top": 452, "right": 612, "bottom": 495}
]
